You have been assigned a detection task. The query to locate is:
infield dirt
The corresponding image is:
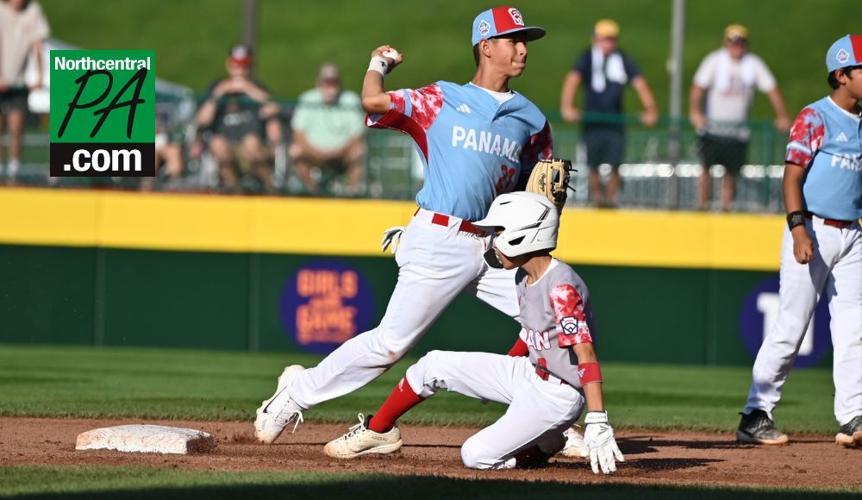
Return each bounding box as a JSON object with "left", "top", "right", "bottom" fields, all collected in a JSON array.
[{"left": 1, "top": 417, "right": 859, "bottom": 490}]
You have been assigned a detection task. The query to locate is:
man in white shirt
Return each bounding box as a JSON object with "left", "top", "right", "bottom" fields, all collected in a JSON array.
[{"left": 689, "top": 24, "right": 790, "bottom": 211}]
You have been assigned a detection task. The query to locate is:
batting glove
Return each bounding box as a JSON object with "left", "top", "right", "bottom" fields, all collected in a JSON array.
[
  {"left": 380, "top": 226, "right": 405, "bottom": 254},
  {"left": 583, "top": 411, "right": 624, "bottom": 474}
]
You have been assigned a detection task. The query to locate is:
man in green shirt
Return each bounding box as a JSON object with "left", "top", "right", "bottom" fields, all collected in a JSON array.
[{"left": 290, "top": 63, "right": 366, "bottom": 195}]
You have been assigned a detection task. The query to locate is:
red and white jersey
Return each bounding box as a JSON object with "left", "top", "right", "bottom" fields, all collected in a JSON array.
[{"left": 515, "top": 259, "right": 595, "bottom": 388}]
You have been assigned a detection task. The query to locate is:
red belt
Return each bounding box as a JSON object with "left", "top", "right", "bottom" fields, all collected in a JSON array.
[
  {"left": 804, "top": 212, "right": 855, "bottom": 229},
  {"left": 535, "top": 364, "right": 571, "bottom": 386},
  {"left": 415, "top": 208, "right": 485, "bottom": 236}
]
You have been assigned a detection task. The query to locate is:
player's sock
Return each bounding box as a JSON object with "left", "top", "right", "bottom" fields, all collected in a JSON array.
[{"left": 368, "top": 377, "right": 423, "bottom": 433}]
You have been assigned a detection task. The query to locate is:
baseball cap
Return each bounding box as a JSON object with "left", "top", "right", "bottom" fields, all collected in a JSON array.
[
  {"left": 229, "top": 44, "right": 253, "bottom": 66},
  {"left": 594, "top": 19, "right": 620, "bottom": 39},
  {"left": 826, "top": 34, "right": 862, "bottom": 72},
  {"left": 471, "top": 6, "right": 545, "bottom": 46},
  {"left": 724, "top": 24, "right": 749, "bottom": 42}
]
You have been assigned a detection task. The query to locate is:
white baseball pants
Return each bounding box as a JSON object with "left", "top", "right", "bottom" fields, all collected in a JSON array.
[
  {"left": 405, "top": 350, "right": 584, "bottom": 469},
  {"left": 744, "top": 217, "right": 862, "bottom": 425},
  {"left": 290, "top": 209, "right": 519, "bottom": 409}
]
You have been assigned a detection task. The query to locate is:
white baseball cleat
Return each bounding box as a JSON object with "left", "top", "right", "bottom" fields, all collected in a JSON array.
[
  {"left": 254, "top": 364, "right": 305, "bottom": 444},
  {"left": 323, "top": 414, "right": 402, "bottom": 459},
  {"left": 559, "top": 426, "right": 589, "bottom": 458}
]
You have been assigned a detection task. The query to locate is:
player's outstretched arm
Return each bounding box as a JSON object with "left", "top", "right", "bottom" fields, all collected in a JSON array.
[
  {"left": 361, "top": 45, "right": 403, "bottom": 114},
  {"left": 573, "top": 342, "right": 623, "bottom": 474}
]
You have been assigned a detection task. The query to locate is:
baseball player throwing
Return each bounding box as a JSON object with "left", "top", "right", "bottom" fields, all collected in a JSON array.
[
  {"left": 323, "top": 192, "right": 623, "bottom": 473},
  {"left": 738, "top": 34, "right": 862, "bottom": 447},
  {"left": 255, "top": 6, "right": 555, "bottom": 444}
]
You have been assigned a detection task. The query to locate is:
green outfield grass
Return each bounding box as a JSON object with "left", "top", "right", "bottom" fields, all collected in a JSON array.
[
  {"left": 0, "top": 344, "right": 848, "bottom": 498},
  {"left": 0, "top": 465, "right": 856, "bottom": 499},
  {"left": 0, "top": 344, "right": 838, "bottom": 434}
]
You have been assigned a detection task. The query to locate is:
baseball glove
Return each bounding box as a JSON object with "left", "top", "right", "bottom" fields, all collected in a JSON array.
[{"left": 525, "top": 158, "right": 573, "bottom": 213}]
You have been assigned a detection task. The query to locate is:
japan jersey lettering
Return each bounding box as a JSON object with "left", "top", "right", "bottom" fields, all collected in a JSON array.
[{"left": 516, "top": 259, "right": 595, "bottom": 388}]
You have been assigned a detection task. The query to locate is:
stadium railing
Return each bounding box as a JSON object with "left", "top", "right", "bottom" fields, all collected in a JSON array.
[{"left": 4, "top": 107, "right": 788, "bottom": 213}]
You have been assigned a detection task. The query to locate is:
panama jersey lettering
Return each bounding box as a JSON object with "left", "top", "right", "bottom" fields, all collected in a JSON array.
[
  {"left": 368, "top": 81, "right": 552, "bottom": 221},
  {"left": 786, "top": 96, "right": 862, "bottom": 220}
]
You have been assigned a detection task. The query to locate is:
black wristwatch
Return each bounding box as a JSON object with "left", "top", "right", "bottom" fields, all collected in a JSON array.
[{"left": 786, "top": 210, "right": 806, "bottom": 230}]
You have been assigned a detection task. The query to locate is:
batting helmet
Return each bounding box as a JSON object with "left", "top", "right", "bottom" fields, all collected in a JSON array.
[{"left": 474, "top": 191, "right": 559, "bottom": 266}]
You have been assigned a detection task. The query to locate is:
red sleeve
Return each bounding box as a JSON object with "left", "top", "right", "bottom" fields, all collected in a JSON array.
[
  {"left": 550, "top": 283, "right": 593, "bottom": 348},
  {"left": 507, "top": 337, "right": 529, "bottom": 357},
  {"left": 785, "top": 107, "right": 824, "bottom": 168},
  {"left": 517, "top": 121, "right": 554, "bottom": 188},
  {"left": 366, "top": 84, "right": 443, "bottom": 162},
  {"left": 520, "top": 121, "right": 554, "bottom": 165}
]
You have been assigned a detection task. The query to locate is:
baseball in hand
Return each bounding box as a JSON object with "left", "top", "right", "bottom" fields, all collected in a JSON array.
[{"left": 382, "top": 48, "right": 400, "bottom": 60}]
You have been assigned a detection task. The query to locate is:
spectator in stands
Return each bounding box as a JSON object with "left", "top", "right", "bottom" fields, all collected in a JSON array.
[
  {"left": 0, "top": 0, "right": 49, "bottom": 184},
  {"left": 560, "top": 19, "right": 658, "bottom": 208},
  {"left": 141, "top": 111, "right": 185, "bottom": 191},
  {"left": 290, "top": 63, "right": 366, "bottom": 196},
  {"left": 195, "top": 44, "right": 282, "bottom": 194},
  {"left": 690, "top": 24, "right": 790, "bottom": 211}
]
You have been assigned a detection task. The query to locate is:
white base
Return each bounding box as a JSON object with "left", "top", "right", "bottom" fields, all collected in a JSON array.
[{"left": 75, "top": 425, "right": 217, "bottom": 455}]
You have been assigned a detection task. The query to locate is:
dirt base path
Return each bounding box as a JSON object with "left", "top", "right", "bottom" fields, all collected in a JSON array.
[{"left": 1, "top": 417, "right": 859, "bottom": 490}]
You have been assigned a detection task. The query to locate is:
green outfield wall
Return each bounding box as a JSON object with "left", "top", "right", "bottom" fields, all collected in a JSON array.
[{"left": 0, "top": 188, "right": 835, "bottom": 367}]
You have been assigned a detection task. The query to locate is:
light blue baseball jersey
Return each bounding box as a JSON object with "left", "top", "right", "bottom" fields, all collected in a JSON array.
[
  {"left": 786, "top": 97, "right": 862, "bottom": 221},
  {"left": 368, "top": 81, "right": 553, "bottom": 221}
]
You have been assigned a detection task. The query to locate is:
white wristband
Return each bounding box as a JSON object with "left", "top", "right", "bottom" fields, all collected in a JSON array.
[
  {"left": 368, "top": 56, "right": 390, "bottom": 76},
  {"left": 584, "top": 411, "right": 609, "bottom": 424}
]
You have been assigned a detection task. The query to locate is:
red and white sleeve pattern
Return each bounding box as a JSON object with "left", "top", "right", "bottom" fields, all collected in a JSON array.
[
  {"left": 518, "top": 120, "right": 554, "bottom": 175},
  {"left": 366, "top": 84, "right": 443, "bottom": 162},
  {"left": 550, "top": 283, "right": 592, "bottom": 347},
  {"left": 785, "top": 107, "right": 824, "bottom": 168}
]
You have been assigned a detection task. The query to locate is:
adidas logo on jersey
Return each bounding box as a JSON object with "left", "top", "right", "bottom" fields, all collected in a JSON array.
[
  {"left": 835, "top": 132, "right": 849, "bottom": 143},
  {"left": 456, "top": 104, "right": 471, "bottom": 114}
]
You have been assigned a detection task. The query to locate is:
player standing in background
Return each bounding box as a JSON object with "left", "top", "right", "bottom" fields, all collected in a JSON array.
[
  {"left": 738, "top": 34, "right": 862, "bottom": 447},
  {"left": 560, "top": 19, "right": 659, "bottom": 208},
  {"left": 324, "top": 192, "right": 623, "bottom": 473},
  {"left": 689, "top": 24, "right": 790, "bottom": 212},
  {"left": 254, "top": 6, "right": 554, "bottom": 445}
]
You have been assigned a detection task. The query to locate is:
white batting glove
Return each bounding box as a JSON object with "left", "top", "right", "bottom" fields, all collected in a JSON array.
[
  {"left": 583, "top": 411, "right": 624, "bottom": 474},
  {"left": 381, "top": 226, "right": 405, "bottom": 254}
]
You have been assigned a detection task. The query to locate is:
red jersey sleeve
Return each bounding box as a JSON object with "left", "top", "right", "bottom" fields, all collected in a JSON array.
[
  {"left": 517, "top": 121, "right": 554, "bottom": 187},
  {"left": 550, "top": 283, "right": 592, "bottom": 347},
  {"left": 785, "top": 107, "right": 824, "bottom": 168},
  {"left": 366, "top": 84, "right": 443, "bottom": 161}
]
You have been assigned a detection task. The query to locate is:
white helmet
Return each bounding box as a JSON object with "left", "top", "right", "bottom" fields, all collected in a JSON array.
[{"left": 474, "top": 192, "right": 559, "bottom": 266}]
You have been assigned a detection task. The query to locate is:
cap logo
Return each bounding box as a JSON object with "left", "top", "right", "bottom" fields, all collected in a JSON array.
[
  {"left": 478, "top": 20, "right": 491, "bottom": 37},
  {"left": 836, "top": 48, "right": 850, "bottom": 64},
  {"left": 508, "top": 8, "right": 524, "bottom": 26}
]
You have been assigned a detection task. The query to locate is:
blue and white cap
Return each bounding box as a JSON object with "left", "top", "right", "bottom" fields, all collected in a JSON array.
[
  {"left": 826, "top": 34, "right": 862, "bottom": 73},
  {"left": 471, "top": 6, "right": 546, "bottom": 46}
]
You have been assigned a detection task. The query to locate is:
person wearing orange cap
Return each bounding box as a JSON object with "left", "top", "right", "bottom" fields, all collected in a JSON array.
[
  {"left": 690, "top": 24, "right": 790, "bottom": 211},
  {"left": 560, "top": 19, "right": 659, "bottom": 208}
]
